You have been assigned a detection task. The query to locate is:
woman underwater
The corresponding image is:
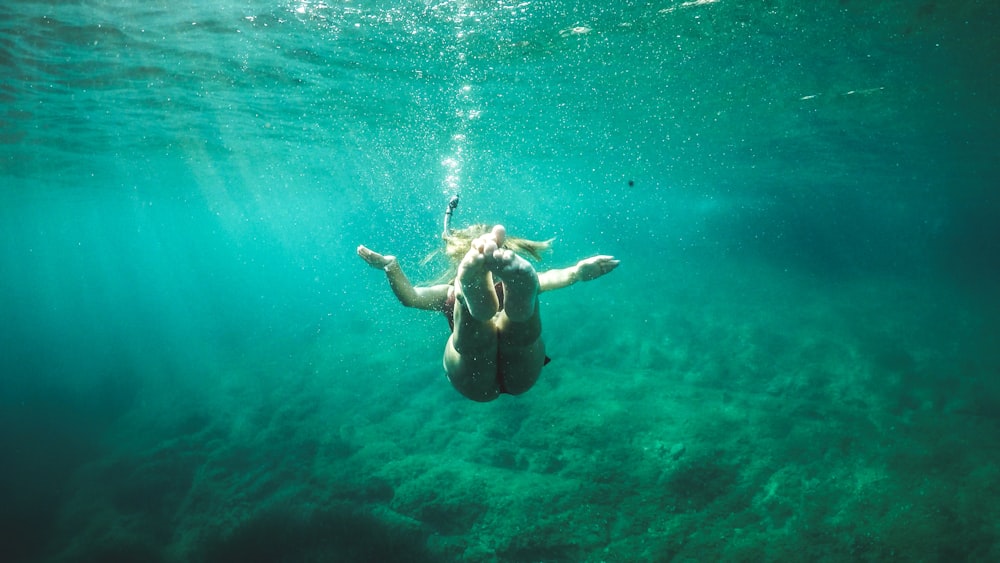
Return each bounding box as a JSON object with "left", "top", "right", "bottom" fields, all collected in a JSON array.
[{"left": 357, "top": 197, "right": 619, "bottom": 402}]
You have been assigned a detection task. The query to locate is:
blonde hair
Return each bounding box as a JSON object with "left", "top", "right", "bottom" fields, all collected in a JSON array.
[{"left": 425, "top": 224, "right": 553, "bottom": 283}]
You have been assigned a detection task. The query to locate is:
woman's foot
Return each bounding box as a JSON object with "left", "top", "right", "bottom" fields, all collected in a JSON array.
[
  {"left": 455, "top": 228, "right": 501, "bottom": 321},
  {"left": 487, "top": 226, "right": 539, "bottom": 323}
]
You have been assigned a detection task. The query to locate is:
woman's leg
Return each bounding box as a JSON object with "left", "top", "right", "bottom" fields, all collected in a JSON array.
[
  {"left": 444, "top": 296, "right": 502, "bottom": 402},
  {"left": 444, "top": 229, "right": 503, "bottom": 402},
  {"left": 443, "top": 225, "right": 546, "bottom": 400},
  {"left": 492, "top": 245, "right": 545, "bottom": 395}
]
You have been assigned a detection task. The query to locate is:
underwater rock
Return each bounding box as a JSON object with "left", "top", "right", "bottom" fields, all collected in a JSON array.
[{"left": 669, "top": 442, "right": 686, "bottom": 460}]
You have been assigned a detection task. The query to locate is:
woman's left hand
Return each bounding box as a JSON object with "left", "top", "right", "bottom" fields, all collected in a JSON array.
[{"left": 357, "top": 245, "right": 395, "bottom": 269}]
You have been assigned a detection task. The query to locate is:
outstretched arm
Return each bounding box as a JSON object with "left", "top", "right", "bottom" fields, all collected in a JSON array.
[
  {"left": 538, "top": 255, "right": 620, "bottom": 293},
  {"left": 357, "top": 245, "right": 450, "bottom": 310}
]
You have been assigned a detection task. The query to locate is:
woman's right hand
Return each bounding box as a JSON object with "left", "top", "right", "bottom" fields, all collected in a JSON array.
[
  {"left": 575, "top": 255, "right": 620, "bottom": 282},
  {"left": 357, "top": 245, "right": 396, "bottom": 269}
]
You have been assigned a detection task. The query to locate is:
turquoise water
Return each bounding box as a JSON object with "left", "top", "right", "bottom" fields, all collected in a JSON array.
[{"left": 2, "top": 0, "right": 998, "bottom": 560}]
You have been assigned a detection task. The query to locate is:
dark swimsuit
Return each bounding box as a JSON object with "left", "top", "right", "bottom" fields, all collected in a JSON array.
[{"left": 442, "top": 283, "right": 550, "bottom": 394}]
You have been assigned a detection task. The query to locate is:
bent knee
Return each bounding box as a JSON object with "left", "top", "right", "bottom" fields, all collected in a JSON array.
[
  {"left": 499, "top": 368, "right": 540, "bottom": 396},
  {"left": 447, "top": 372, "right": 501, "bottom": 402}
]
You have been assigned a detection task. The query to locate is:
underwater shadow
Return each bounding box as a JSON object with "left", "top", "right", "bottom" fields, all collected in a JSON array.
[{"left": 199, "top": 502, "right": 435, "bottom": 563}]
